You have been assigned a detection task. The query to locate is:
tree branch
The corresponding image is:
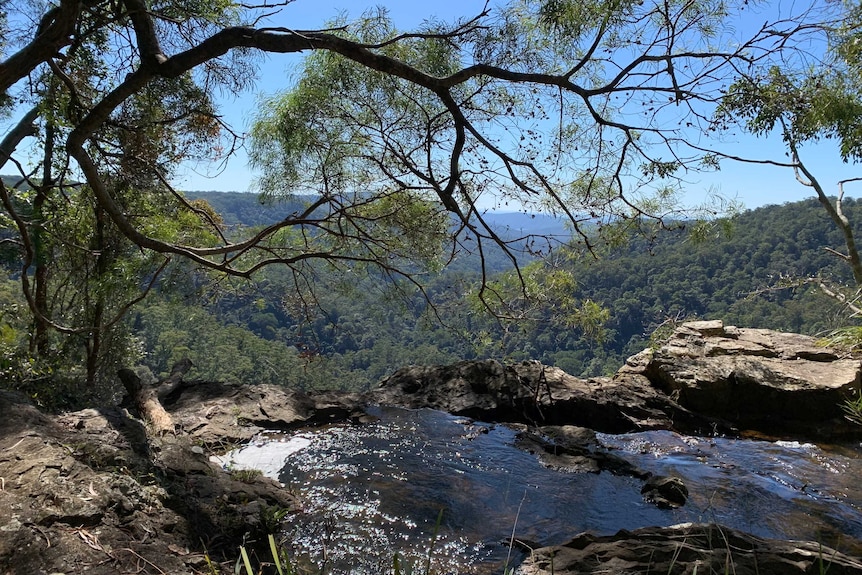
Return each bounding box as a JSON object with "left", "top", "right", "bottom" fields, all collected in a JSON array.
[{"left": 0, "top": 0, "right": 81, "bottom": 93}]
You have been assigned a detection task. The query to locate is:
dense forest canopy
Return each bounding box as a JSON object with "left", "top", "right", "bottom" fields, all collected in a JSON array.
[
  {"left": 118, "top": 196, "right": 862, "bottom": 394},
  {"left": 1, "top": 0, "right": 861, "bottom": 401}
]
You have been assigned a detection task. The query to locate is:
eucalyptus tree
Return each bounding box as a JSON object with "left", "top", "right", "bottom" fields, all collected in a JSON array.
[
  {"left": 716, "top": 2, "right": 862, "bottom": 297},
  {"left": 0, "top": 0, "right": 231, "bottom": 388},
  {"left": 0, "top": 0, "right": 843, "bottom": 392},
  {"left": 712, "top": 5, "right": 862, "bottom": 424}
]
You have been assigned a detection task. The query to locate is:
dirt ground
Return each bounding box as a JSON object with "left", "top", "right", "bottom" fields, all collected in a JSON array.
[{"left": 0, "top": 387, "right": 302, "bottom": 575}]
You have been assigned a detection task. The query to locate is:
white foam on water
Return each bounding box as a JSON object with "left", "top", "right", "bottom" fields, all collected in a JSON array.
[{"left": 210, "top": 434, "right": 313, "bottom": 479}]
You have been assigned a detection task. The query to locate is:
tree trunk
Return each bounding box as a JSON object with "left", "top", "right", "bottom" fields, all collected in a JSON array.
[
  {"left": 31, "top": 120, "right": 55, "bottom": 356},
  {"left": 85, "top": 302, "right": 103, "bottom": 386},
  {"left": 118, "top": 368, "right": 175, "bottom": 435}
]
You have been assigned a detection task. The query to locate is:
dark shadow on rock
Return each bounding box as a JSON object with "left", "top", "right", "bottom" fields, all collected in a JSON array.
[
  {"left": 519, "top": 523, "right": 862, "bottom": 575},
  {"left": 372, "top": 359, "right": 734, "bottom": 438}
]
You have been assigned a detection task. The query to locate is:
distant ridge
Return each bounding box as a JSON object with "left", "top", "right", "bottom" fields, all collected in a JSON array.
[
  {"left": 0, "top": 175, "right": 32, "bottom": 190},
  {"left": 185, "top": 190, "right": 572, "bottom": 239},
  {"left": 0, "top": 181, "right": 573, "bottom": 238}
]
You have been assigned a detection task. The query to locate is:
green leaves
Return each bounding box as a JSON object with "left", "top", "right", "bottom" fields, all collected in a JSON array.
[
  {"left": 479, "top": 259, "right": 610, "bottom": 342},
  {"left": 250, "top": 14, "right": 456, "bottom": 200},
  {"left": 248, "top": 12, "right": 462, "bottom": 281},
  {"left": 719, "top": 6, "right": 862, "bottom": 162},
  {"left": 536, "top": 0, "right": 635, "bottom": 40},
  {"left": 152, "top": 0, "right": 240, "bottom": 26}
]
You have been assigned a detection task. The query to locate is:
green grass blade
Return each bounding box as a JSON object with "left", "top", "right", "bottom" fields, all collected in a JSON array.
[
  {"left": 424, "top": 508, "right": 444, "bottom": 575},
  {"left": 240, "top": 545, "right": 254, "bottom": 575},
  {"left": 269, "top": 534, "right": 285, "bottom": 575}
]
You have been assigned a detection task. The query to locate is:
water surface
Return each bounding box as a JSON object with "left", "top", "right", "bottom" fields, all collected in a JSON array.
[{"left": 218, "top": 406, "right": 862, "bottom": 573}]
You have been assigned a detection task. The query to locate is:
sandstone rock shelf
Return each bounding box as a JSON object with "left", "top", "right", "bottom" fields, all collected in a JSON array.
[
  {"left": 374, "top": 320, "right": 862, "bottom": 441},
  {"left": 2, "top": 320, "right": 861, "bottom": 574}
]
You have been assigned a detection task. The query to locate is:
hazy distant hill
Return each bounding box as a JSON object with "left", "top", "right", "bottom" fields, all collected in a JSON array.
[
  {"left": 0, "top": 175, "right": 32, "bottom": 190},
  {"left": 0, "top": 182, "right": 571, "bottom": 238},
  {"left": 185, "top": 190, "right": 571, "bottom": 239},
  {"left": 478, "top": 211, "right": 570, "bottom": 239}
]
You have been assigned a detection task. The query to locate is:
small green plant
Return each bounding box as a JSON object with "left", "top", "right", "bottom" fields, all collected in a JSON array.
[
  {"left": 260, "top": 505, "right": 290, "bottom": 534},
  {"left": 843, "top": 392, "right": 862, "bottom": 426},
  {"left": 239, "top": 545, "right": 255, "bottom": 574},
  {"left": 819, "top": 326, "right": 862, "bottom": 352},
  {"left": 199, "top": 538, "right": 223, "bottom": 575},
  {"left": 817, "top": 535, "right": 843, "bottom": 575},
  {"left": 268, "top": 534, "right": 293, "bottom": 575},
  {"left": 237, "top": 534, "right": 297, "bottom": 575},
  {"left": 424, "top": 508, "right": 444, "bottom": 575},
  {"left": 230, "top": 468, "right": 264, "bottom": 483},
  {"left": 502, "top": 491, "right": 528, "bottom": 575},
  {"left": 818, "top": 327, "right": 862, "bottom": 426}
]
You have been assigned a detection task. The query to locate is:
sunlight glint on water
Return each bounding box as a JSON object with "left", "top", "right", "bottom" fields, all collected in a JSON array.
[{"left": 218, "top": 406, "right": 862, "bottom": 573}]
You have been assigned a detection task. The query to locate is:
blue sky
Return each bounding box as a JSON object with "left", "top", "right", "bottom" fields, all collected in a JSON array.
[
  {"left": 175, "top": 0, "right": 489, "bottom": 193},
  {"left": 169, "top": 0, "right": 860, "bottom": 212}
]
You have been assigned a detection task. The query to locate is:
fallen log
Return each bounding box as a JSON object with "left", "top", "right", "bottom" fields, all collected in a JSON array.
[{"left": 117, "top": 367, "right": 175, "bottom": 435}]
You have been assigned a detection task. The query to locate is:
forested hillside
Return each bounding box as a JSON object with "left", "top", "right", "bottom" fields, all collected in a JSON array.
[
  {"left": 4, "top": 0, "right": 857, "bottom": 408},
  {"left": 129, "top": 194, "right": 861, "bottom": 390},
  {"left": 186, "top": 191, "right": 571, "bottom": 273},
  {"left": 4, "top": 2, "right": 862, "bottom": 570},
  {"left": 545, "top": 198, "right": 858, "bottom": 374}
]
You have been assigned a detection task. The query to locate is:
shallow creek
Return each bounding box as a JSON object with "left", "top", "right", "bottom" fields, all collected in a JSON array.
[{"left": 217, "top": 406, "right": 862, "bottom": 573}]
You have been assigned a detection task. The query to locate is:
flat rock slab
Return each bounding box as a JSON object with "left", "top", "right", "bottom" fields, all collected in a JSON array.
[
  {"left": 165, "top": 381, "right": 368, "bottom": 447},
  {"left": 372, "top": 360, "right": 722, "bottom": 435},
  {"left": 517, "top": 523, "right": 862, "bottom": 575},
  {"left": 623, "top": 320, "right": 862, "bottom": 439}
]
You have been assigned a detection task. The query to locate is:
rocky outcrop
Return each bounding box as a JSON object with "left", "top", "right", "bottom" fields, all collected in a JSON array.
[
  {"left": 511, "top": 424, "right": 690, "bottom": 509},
  {"left": 622, "top": 320, "right": 862, "bottom": 439},
  {"left": 516, "top": 523, "right": 862, "bottom": 575},
  {"left": 373, "top": 359, "right": 725, "bottom": 435},
  {"left": 512, "top": 424, "right": 646, "bottom": 476},
  {"left": 0, "top": 387, "right": 311, "bottom": 575},
  {"left": 165, "top": 380, "right": 368, "bottom": 447},
  {"left": 640, "top": 475, "right": 688, "bottom": 509},
  {"left": 0, "top": 379, "right": 377, "bottom": 574},
  {"left": 375, "top": 321, "right": 862, "bottom": 440}
]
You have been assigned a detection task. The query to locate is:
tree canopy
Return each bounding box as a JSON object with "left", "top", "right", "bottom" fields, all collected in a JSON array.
[
  {"left": 716, "top": 2, "right": 862, "bottom": 289},
  {"left": 0, "top": 0, "right": 850, "bottom": 389}
]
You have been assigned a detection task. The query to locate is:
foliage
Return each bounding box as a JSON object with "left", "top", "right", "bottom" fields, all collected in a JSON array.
[
  {"left": 477, "top": 257, "right": 610, "bottom": 350},
  {"left": 719, "top": 66, "right": 862, "bottom": 161},
  {"left": 717, "top": 0, "right": 862, "bottom": 164},
  {"left": 818, "top": 326, "right": 862, "bottom": 427},
  {"left": 0, "top": 0, "right": 249, "bottom": 396},
  {"left": 716, "top": 2, "right": 862, "bottom": 290},
  {"left": 129, "top": 195, "right": 861, "bottom": 388},
  {"left": 0, "top": 0, "right": 853, "bottom": 402},
  {"left": 0, "top": 279, "right": 38, "bottom": 381},
  {"left": 229, "top": 468, "right": 263, "bottom": 483},
  {"left": 844, "top": 392, "right": 862, "bottom": 427},
  {"left": 818, "top": 326, "right": 862, "bottom": 353}
]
